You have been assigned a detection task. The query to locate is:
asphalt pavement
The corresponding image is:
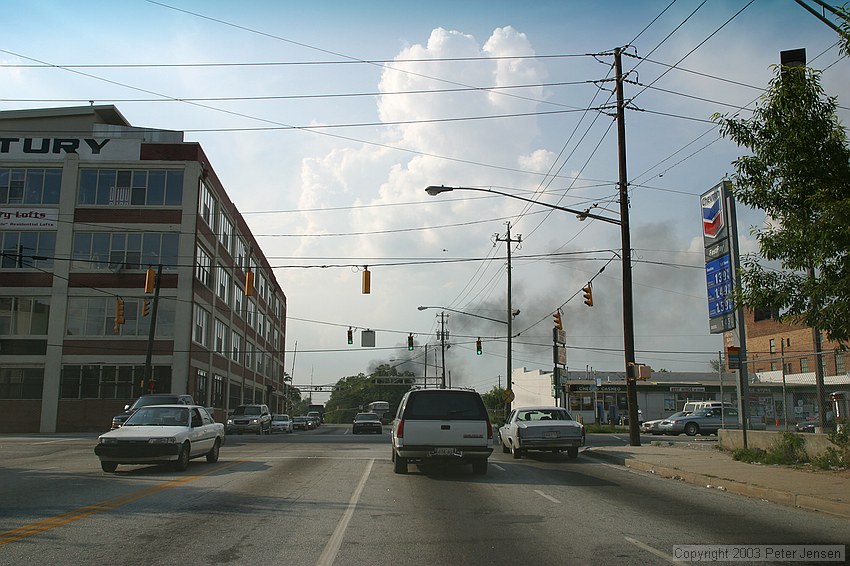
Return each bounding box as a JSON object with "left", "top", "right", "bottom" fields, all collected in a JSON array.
[{"left": 582, "top": 440, "right": 850, "bottom": 519}]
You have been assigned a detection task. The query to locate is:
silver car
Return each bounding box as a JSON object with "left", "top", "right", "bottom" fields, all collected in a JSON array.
[
  {"left": 657, "top": 407, "right": 739, "bottom": 436},
  {"left": 271, "top": 414, "right": 293, "bottom": 433}
]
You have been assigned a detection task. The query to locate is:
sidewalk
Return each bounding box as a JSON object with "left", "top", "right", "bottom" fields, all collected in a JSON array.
[{"left": 582, "top": 441, "right": 850, "bottom": 519}]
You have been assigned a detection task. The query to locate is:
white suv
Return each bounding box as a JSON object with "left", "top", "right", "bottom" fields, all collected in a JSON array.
[{"left": 391, "top": 388, "right": 493, "bottom": 475}]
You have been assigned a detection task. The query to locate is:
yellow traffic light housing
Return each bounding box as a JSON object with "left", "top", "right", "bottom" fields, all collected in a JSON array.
[
  {"left": 245, "top": 270, "right": 255, "bottom": 296},
  {"left": 583, "top": 283, "right": 593, "bottom": 307},
  {"left": 144, "top": 268, "right": 156, "bottom": 294},
  {"left": 142, "top": 298, "right": 151, "bottom": 317},
  {"left": 553, "top": 310, "right": 563, "bottom": 330},
  {"left": 362, "top": 267, "right": 371, "bottom": 294}
]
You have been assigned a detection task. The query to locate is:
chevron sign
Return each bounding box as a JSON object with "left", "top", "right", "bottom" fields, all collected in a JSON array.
[{"left": 701, "top": 188, "right": 723, "bottom": 238}]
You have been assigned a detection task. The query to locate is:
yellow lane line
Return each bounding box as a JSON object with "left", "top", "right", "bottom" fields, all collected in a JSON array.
[{"left": 0, "top": 460, "right": 243, "bottom": 546}]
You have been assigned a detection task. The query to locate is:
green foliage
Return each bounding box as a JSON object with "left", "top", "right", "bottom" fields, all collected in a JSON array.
[
  {"left": 480, "top": 386, "right": 508, "bottom": 427},
  {"left": 583, "top": 423, "right": 622, "bottom": 433},
  {"left": 811, "top": 426, "right": 850, "bottom": 470},
  {"left": 732, "top": 432, "right": 808, "bottom": 465},
  {"left": 713, "top": 64, "right": 850, "bottom": 344}
]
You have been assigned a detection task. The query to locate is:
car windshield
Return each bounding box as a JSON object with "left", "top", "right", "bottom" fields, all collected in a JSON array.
[
  {"left": 233, "top": 406, "right": 262, "bottom": 416},
  {"left": 404, "top": 392, "right": 488, "bottom": 420},
  {"left": 125, "top": 406, "right": 189, "bottom": 427},
  {"left": 131, "top": 396, "right": 180, "bottom": 409},
  {"left": 293, "top": 417, "right": 306, "bottom": 421},
  {"left": 516, "top": 409, "right": 572, "bottom": 421},
  {"left": 273, "top": 415, "right": 290, "bottom": 421}
]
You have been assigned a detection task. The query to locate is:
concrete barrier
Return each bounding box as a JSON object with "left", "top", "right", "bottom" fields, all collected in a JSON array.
[{"left": 720, "top": 429, "right": 836, "bottom": 458}]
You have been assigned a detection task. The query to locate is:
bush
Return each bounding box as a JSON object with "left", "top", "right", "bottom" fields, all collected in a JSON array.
[
  {"left": 732, "top": 447, "right": 768, "bottom": 463},
  {"left": 732, "top": 432, "right": 808, "bottom": 465},
  {"left": 811, "top": 427, "right": 850, "bottom": 470}
]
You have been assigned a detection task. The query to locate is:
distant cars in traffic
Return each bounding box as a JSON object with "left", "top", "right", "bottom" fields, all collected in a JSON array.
[
  {"left": 352, "top": 412, "right": 383, "bottom": 434},
  {"left": 657, "top": 407, "right": 739, "bottom": 436},
  {"left": 226, "top": 404, "right": 272, "bottom": 435},
  {"left": 305, "top": 414, "right": 320, "bottom": 429},
  {"left": 292, "top": 416, "right": 311, "bottom": 431},
  {"left": 110, "top": 393, "right": 195, "bottom": 429},
  {"left": 271, "top": 414, "right": 293, "bottom": 433},
  {"left": 498, "top": 406, "right": 585, "bottom": 459},
  {"left": 95, "top": 405, "right": 224, "bottom": 472}
]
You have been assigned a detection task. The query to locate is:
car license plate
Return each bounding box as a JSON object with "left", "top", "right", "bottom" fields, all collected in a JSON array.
[
  {"left": 433, "top": 448, "right": 456, "bottom": 456},
  {"left": 543, "top": 431, "right": 559, "bottom": 438}
]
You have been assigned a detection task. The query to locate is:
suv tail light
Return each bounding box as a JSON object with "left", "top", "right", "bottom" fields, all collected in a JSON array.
[
  {"left": 486, "top": 420, "right": 493, "bottom": 439},
  {"left": 396, "top": 419, "right": 405, "bottom": 439}
]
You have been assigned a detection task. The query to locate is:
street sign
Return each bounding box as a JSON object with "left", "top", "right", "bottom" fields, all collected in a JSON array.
[
  {"left": 553, "top": 344, "right": 566, "bottom": 366},
  {"left": 503, "top": 389, "right": 515, "bottom": 403},
  {"left": 726, "top": 346, "right": 740, "bottom": 370}
]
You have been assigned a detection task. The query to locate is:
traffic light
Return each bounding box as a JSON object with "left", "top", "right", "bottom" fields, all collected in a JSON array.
[
  {"left": 144, "top": 268, "right": 156, "bottom": 294},
  {"left": 245, "top": 270, "right": 255, "bottom": 296},
  {"left": 553, "top": 310, "right": 563, "bottom": 330},
  {"left": 148, "top": 379, "right": 157, "bottom": 393},
  {"left": 115, "top": 298, "right": 125, "bottom": 324},
  {"left": 476, "top": 337, "right": 482, "bottom": 355},
  {"left": 362, "top": 267, "right": 371, "bottom": 294},
  {"left": 142, "top": 299, "right": 151, "bottom": 317},
  {"left": 583, "top": 283, "right": 593, "bottom": 307},
  {"left": 347, "top": 327, "right": 353, "bottom": 345},
  {"left": 407, "top": 333, "right": 414, "bottom": 350}
]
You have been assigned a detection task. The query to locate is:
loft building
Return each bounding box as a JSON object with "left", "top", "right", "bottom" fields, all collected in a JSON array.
[{"left": 0, "top": 105, "right": 287, "bottom": 432}]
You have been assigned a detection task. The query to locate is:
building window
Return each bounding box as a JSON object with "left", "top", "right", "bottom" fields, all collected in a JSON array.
[
  {"left": 245, "top": 341, "right": 254, "bottom": 370},
  {"left": 231, "top": 331, "right": 242, "bottom": 364},
  {"left": 216, "top": 263, "right": 231, "bottom": 304},
  {"left": 836, "top": 351, "right": 846, "bottom": 374},
  {"left": 0, "top": 367, "right": 44, "bottom": 399},
  {"left": 770, "top": 361, "right": 778, "bottom": 371},
  {"left": 0, "top": 297, "right": 50, "bottom": 335},
  {"left": 214, "top": 319, "right": 229, "bottom": 356},
  {"left": 233, "top": 285, "right": 244, "bottom": 319},
  {"left": 72, "top": 232, "right": 178, "bottom": 271},
  {"left": 60, "top": 364, "right": 171, "bottom": 399},
  {"left": 79, "top": 169, "right": 183, "bottom": 206},
  {"left": 801, "top": 357, "right": 810, "bottom": 373},
  {"left": 228, "top": 381, "right": 242, "bottom": 410},
  {"left": 66, "top": 296, "right": 173, "bottom": 338},
  {"left": 0, "top": 168, "right": 61, "bottom": 205},
  {"left": 212, "top": 374, "right": 224, "bottom": 408},
  {"left": 769, "top": 339, "right": 776, "bottom": 353},
  {"left": 219, "top": 213, "right": 233, "bottom": 256},
  {"left": 193, "top": 305, "right": 210, "bottom": 347},
  {"left": 199, "top": 182, "right": 217, "bottom": 229},
  {"left": 0, "top": 231, "right": 56, "bottom": 270},
  {"left": 246, "top": 299, "right": 257, "bottom": 328},
  {"left": 196, "top": 244, "right": 212, "bottom": 287},
  {"left": 235, "top": 238, "right": 248, "bottom": 270},
  {"left": 784, "top": 362, "right": 793, "bottom": 374},
  {"left": 195, "top": 368, "right": 208, "bottom": 406}
]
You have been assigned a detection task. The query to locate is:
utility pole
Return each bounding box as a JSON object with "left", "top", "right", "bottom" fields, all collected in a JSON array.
[
  {"left": 615, "top": 47, "right": 640, "bottom": 446},
  {"left": 438, "top": 312, "right": 447, "bottom": 389},
  {"left": 143, "top": 263, "right": 163, "bottom": 393},
  {"left": 495, "top": 221, "right": 521, "bottom": 413}
]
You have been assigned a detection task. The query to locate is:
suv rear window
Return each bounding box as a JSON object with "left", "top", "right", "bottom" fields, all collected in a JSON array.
[{"left": 403, "top": 391, "right": 488, "bottom": 420}]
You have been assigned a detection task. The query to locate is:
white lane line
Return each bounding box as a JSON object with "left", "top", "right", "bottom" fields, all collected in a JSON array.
[
  {"left": 317, "top": 458, "right": 374, "bottom": 566},
  {"left": 491, "top": 463, "right": 506, "bottom": 472},
  {"left": 533, "top": 489, "right": 561, "bottom": 504},
  {"left": 625, "top": 536, "right": 685, "bottom": 565}
]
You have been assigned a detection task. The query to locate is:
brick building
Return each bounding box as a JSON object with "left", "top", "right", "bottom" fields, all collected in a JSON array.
[{"left": 0, "top": 105, "right": 287, "bottom": 432}]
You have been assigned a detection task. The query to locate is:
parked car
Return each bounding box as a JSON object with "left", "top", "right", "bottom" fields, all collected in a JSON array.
[
  {"left": 110, "top": 393, "right": 195, "bottom": 429},
  {"left": 641, "top": 411, "right": 691, "bottom": 435},
  {"left": 657, "top": 407, "right": 739, "bottom": 436},
  {"left": 352, "top": 412, "right": 383, "bottom": 434},
  {"left": 271, "top": 414, "right": 293, "bottom": 433},
  {"left": 391, "top": 387, "right": 493, "bottom": 475},
  {"left": 226, "top": 404, "right": 272, "bottom": 435},
  {"left": 95, "top": 405, "right": 224, "bottom": 472},
  {"left": 498, "top": 406, "right": 585, "bottom": 459},
  {"left": 292, "top": 416, "right": 310, "bottom": 431}
]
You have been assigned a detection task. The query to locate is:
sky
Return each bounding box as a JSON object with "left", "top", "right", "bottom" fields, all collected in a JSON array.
[{"left": 2, "top": 0, "right": 848, "bottom": 403}]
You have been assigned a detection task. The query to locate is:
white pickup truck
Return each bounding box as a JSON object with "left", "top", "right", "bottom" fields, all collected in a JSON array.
[{"left": 391, "top": 388, "right": 493, "bottom": 475}]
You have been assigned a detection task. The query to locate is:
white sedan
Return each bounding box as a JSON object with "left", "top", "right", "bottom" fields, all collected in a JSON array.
[
  {"left": 499, "top": 406, "right": 585, "bottom": 459},
  {"left": 95, "top": 404, "right": 225, "bottom": 473}
]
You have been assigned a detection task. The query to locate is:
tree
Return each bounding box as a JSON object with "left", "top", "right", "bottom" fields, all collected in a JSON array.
[
  {"left": 480, "top": 386, "right": 507, "bottom": 427},
  {"left": 712, "top": 64, "right": 850, "bottom": 345},
  {"left": 322, "top": 363, "right": 415, "bottom": 423}
]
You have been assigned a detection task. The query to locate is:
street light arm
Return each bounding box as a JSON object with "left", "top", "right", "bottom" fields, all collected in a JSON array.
[
  {"left": 425, "top": 185, "right": 621, "bottom": 225},
  {"left": 418, "top": 305, "right": 508, "bottom": 325}
]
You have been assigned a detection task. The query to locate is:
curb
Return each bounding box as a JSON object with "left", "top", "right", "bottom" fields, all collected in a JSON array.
[{"left": 582, "top": 448, "right": 850, "bottom": 520}]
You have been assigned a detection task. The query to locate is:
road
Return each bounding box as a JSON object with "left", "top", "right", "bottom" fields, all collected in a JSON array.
[{"left": 1, "top": 426, "right": 847, "bottom": 565}]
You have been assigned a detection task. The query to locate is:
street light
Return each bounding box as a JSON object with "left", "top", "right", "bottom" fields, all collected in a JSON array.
[{"left": 426, "top": 183, "right": 641, "bottom": 446}]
